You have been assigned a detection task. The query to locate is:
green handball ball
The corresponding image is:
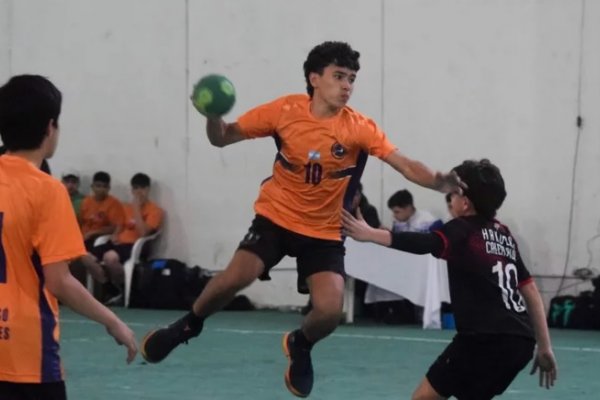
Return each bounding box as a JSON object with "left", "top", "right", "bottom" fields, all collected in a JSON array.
[{"left": 191, "top": 74, "right": 236, "bottom": 117}]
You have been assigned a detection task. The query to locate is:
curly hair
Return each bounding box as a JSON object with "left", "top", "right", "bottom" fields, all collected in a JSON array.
[{"left": 303, "top": 41, "right": 360, "bottom": 97}]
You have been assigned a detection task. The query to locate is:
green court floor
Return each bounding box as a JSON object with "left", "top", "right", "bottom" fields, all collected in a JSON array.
[{"left": 59, "top": 308, "right": 599, "bottom": 399}]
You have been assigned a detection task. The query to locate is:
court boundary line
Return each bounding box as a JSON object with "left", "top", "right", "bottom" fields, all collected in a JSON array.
[{"left": 61, "top": 319, "right": 600, "bottom": 353}]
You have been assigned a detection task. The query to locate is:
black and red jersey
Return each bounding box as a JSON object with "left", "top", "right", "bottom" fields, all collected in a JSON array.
[{"left": 433, "top": 216, "right": 534, "bottom": 337}]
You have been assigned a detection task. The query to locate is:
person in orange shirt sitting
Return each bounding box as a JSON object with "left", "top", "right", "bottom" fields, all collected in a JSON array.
[
  {"left": 76, "top": 171, "right": 125, "bottom": 289},
  {"left": 79, "top": 171, "right": 125, "bottom": 244},
  {"left": 93, "top": 173, "right": 163, "bottom": 305},
  {"left": 0, "top": 75, "right": 137, "bottom": 400}
]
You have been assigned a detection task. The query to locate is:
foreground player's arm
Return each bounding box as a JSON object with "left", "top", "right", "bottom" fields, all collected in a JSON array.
[
  {"left": 519, "top": 281, "right": 558, "bottom": 389},
  {"left": 44, "top": 262, "right": 138, "bottom": 364},
  {"left": 341, "top": 209, "right": 442, "bottom": 254},
  {"left": 383, "top": 150, "right": 462, "bottom": 194},
  {"left": 206, "top": 117, "right": 247, "bottom": 147}
]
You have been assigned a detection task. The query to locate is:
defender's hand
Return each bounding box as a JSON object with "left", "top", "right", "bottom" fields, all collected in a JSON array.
[{"left": 530, "top": 348, "right": 557, "bottom": 389}]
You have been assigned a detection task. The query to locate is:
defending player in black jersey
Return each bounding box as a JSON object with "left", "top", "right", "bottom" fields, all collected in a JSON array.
[{"left": 342, "top": 159, "right": 557, "bottom": 400}]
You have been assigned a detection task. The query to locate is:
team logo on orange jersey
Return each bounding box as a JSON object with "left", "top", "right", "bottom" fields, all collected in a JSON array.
[{"left": 331, "top": 142, "right": 347, "bottom": 159}]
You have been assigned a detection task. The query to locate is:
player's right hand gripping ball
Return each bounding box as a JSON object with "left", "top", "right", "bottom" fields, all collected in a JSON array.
[{"left": 191, "top": 74, "right": 236, "bottom": 117}]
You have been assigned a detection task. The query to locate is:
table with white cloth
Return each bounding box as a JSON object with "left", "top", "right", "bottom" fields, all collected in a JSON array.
[{"left": 343, "top": 238, "right": 451, "bottom": 329}]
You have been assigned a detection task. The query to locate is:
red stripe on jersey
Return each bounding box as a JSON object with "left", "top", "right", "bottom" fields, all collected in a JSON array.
[
  {"left": 433, "top": 230, "right": 450, "bottom": 259},
  {"left": 518, "top": 277, "right": 534, "bottom": 288}
]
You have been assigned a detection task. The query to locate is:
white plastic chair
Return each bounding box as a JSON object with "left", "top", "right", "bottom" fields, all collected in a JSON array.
[
  {"left": 123, "top": 230, "right": 161, "bottom": 307},
  {"left": 86, "top": 234, "right": 112, "bottom": 293}
]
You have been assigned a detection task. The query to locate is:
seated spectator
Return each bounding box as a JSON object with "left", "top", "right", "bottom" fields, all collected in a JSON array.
[
  {"left": 94, "top": 173, "right": 163, "bottom": 304},
  {"left": 75, "top": 171, "right": 125, "bottom": 287},
  {"left": 387, "top": 189, "right": 437, "bottom": 233},
  {"left": 350, "top": 183, "right": 382, "bottom": 317},
  {"left": 364, "top": 189, "right": 439, "bottom": 323},
  {"left": 352, "top": 183, "right": 382, "bottom": 228},
  {"left": 79, "top": 171, "right": 124, "bottom": 244},
  {"left": 61, "top": 170, "right": 85, "bottom": 216}
]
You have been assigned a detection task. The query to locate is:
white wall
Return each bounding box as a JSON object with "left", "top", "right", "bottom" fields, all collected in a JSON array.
[
  {"left": 1, "top": 0, "right": 598, "bottom": 307},
  {"left": 0, "top": 0, "right": 11, "bottom": 78},
  {"left": 561, "top": 0, "right": 600, "bottom": 298}
]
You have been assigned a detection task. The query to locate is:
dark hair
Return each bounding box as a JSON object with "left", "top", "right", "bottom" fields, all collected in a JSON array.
[
  {"left": 62, "top": 174, "right": 79, "bottom": 183},
  {"left": 445, "top": 193, "right": 452, "bottom": 203},
  {"left": 131, "top": 172, "right": 151, "bottom": 188},
  {"left": 92, "top": 171, "right": 111, "bottom": 184},
  {"left": 303, "top": 41, "right": 360, "bottom": 97},
  {"left": 452, "top": 159, "right": 506, "bottom": 219},
  {"left": 0, "top": 75, "right": 62, "bottom": 151},
  {"left": 387, "top": 189, "right": 413, "bottom": 209}
]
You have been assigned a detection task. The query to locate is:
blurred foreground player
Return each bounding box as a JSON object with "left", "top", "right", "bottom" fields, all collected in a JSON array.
[{"left": 0, "top": 75, "right": 137, "bottom": 400}]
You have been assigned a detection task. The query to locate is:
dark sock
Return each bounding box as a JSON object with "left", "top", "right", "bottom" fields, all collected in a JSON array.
[
  {"left": 294, "top": 329, "right": 314, "bottom": 351},
  {"left": 101, "top": 281, "right": 120, "bottom": 298},
  {"left": 184, "top": 311, "right": 204, "bottom": 332}
]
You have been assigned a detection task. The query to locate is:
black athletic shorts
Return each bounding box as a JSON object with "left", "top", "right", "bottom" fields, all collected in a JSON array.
[
  {"left": 238, "top": 214, "right": 345, "bottom": 294},
  {"left": 426, "top": 333, "right": 535, "bottom": 400},
  {"left": 90, "top": 242, "right": 134, "bottom": 263},
  {"left": 83, "top": 237, "right": 97, "bottom": 253},
  {"left": 0, "top": 380, "right": 66, "bottom": 400},
  {"left": 83, "top": 236, "right": 101, "bottom": 252}
]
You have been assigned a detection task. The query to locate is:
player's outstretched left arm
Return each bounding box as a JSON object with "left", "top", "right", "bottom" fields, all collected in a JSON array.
[
  {"left": 383, "top": 150, "right": 463, "bottom": 194},
  {"left": 342, "top": 209, "right": 442, "bottom": 255},
  {"left": 341, "top": 209, "right": 392, "bottom": 245},
  {"left": 520, "top": 281, "right": 558, "bottom": 389},
  {"left": 206, "top": 117, "right": 247, "bottom": 148}
]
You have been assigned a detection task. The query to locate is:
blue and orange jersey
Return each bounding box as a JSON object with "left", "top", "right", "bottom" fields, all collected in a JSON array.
[
  {"left": 0, "top": 155, "right": 86, "bottom": 383},
  {"left": 237, "top": 94, "right": 396, "bottom": 240}
]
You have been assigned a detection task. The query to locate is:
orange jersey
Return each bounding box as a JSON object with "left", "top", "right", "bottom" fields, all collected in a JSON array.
[
  {"left": 79, "top": 195, "right": 125, "bottom": 235},
  {"left": 0, "top": 155, "right": 86, "bottom": 383},
  {"left": 117, "top": 201, "right": 163, "bottom": 244},
  {"left": 237, "top": 94, "right": 396, "bottom": 240}
]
